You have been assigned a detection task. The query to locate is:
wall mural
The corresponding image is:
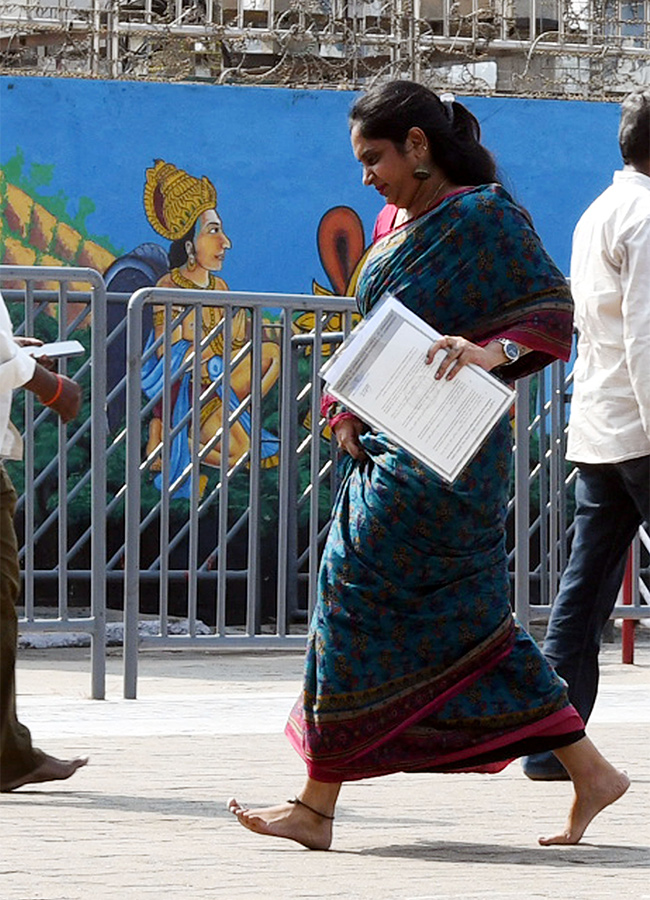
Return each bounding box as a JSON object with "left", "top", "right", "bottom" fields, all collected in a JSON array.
[
  {"left": 0, "top": 151, "right": 368, "bottom": 500},
  {"left": 0, "top": 161, "right": 116, "bottom": 288},
  {"left": 0, "top": 77, "right": 625, "bottom": 618},
  {"left": 294, "top": 204, "right": 365, "bottom": 352},
  {"left": 0, "top": 78, "right": 623, "bottom": 508},
  {"left": 109, "top": 160, "right": 284, "bottom": 494}
]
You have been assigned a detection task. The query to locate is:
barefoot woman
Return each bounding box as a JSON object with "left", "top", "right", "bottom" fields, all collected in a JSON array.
[{"left": 229, "top": 81, "right": 629, "bottom": 849}]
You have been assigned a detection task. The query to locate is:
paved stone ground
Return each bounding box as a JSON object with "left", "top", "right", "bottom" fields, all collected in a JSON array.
[{"left": 2, "top": 640, "right": 649, "bottom": 900}]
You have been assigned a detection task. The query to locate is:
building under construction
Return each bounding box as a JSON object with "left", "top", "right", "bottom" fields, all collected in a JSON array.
[{"left": 1, "top": 1, "right": 649, "bottom": 98}]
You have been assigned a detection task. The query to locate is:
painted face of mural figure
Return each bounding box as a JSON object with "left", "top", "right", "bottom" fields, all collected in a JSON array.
[
  {"left": 350, "top": 123, "right": 418, "bottom": 209},
  {"left": 190, "top": 208, "right": 232, "bottom": 271}
]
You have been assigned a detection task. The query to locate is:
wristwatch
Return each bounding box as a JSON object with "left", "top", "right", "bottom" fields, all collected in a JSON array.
[{"left": 495, "top": 338, "right": 520, "bottom": 365}]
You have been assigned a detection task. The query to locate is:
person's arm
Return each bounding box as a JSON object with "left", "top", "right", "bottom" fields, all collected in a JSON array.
[
  {"left": 621, "top": 215, "right": 650, "bottom": 439},
  {"left": 322, "top": 392, "right": 367, "bottom": 461},
  {"left": 0, "top": 325, "right": 81, "bottom": 424},
  {"left": 22, "top": 363, "right": 82, "bottom": 423},
  {"left": 425, "top": 335, "right": 533, "bottom": 381}
]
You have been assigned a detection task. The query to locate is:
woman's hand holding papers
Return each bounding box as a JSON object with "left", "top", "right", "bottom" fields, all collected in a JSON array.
[{"left": 426, "top": 336, "right": 510, "bottom": 381}]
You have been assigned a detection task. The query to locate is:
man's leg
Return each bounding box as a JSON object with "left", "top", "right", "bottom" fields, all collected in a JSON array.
[
  {"left": 0, "top": 462, "right": 45, "bottom": 788},
  {"left": 0, "top": 462, "right": 88, "bottom": 791},
  {"left": 617, "top": 454, "right": 650, "bottom": 523},
  {"left": 523, "top": 461, "right": 644, "bottom": 780},
  {"left": 544, "top": 463, "right": 644, "bottom": 721}
]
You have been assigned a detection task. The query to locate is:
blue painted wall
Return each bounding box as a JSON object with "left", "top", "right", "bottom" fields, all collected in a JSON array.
[{"left": 1, "top": 76, "right": 623, "bottom": 288}]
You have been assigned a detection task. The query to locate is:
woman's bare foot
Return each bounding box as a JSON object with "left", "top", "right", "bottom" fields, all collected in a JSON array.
[
  {"left": 1, "top": 754, "right": 88, "bottom": 792},
  {"left": 227, "top": 797, "right": 334, "bottom": 850},
  {"left": 538, "top": 767, "right": 630, "bottom": 846}
]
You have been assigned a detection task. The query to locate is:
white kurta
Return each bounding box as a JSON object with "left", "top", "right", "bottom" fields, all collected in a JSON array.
[
  {"left": 567, "top": 168, "right": 650, "bottom": 464},
  {"left": 0, "top": 291, "right": 36, "bottom": 460}
]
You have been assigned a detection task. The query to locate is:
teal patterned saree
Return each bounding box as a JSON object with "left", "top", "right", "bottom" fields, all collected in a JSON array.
[{"left": 286, "top": 185, "right": 582, "bottom": 782}]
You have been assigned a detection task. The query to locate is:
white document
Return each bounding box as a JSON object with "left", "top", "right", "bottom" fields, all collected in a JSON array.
[
  {"left": 25, "top": 340, "right": 85, "bottom": 359},
  {"left": 321, "top": 295, "right": 515, "bottom": 482}
]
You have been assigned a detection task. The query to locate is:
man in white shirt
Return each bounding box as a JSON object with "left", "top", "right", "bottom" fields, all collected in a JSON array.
[
  {"left": 523, "top": 89, "right": 650, "bottom": 781},
  {"left": 0, "top": 289, "right": 87, "bottom": 791}
]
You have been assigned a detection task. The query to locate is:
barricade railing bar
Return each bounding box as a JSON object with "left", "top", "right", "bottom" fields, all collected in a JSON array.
[
  {"left": 0, "top": 265, "right": 107, "bottom": 699},
  {"left": 2, "top": 267, "right": 647, "bottom": 701},
  {"left": 122, "top": 286, "right": 359, "bottom": 696}
]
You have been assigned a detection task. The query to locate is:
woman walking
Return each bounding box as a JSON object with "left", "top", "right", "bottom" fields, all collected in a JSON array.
[{"left": 228, "top": 80, "right": 629, "bottom": 850}]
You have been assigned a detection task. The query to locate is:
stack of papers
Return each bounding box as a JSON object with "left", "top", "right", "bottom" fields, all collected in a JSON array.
[{"left": 320, "top": 295, "right": 514, "bottom": 482}]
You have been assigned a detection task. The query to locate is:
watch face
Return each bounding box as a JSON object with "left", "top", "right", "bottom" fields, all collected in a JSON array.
[{"left": 499, "top": 339, "right": 519, "bottom": 361}]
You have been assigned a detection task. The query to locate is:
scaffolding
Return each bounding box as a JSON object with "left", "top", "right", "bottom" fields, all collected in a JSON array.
[{"left": 1, "top": 1, "right": 649, "bottom": 97}]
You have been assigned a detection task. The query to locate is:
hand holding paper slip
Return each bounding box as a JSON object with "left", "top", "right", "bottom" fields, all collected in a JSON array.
[
  {"left": 25, "top": 340, "right": 85, "bottom": 360},
  {"left": 320, "top": 295, "right": 515, "bottom": 482}
]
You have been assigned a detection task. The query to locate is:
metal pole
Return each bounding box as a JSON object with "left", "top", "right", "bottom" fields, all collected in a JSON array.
[
  {"left": 246, "top": 305, "right": 263, "bottom": 634},
  {"left": 123, "top": 289, "right": 147, "bottom": 699},
  {"left": 308, "top": 308, "right": 324, "bottom": 621},
  {"left": 549, "top": 362, "right": 562, "bottom": 599},
  {"left": 622, "top": 536, "right": 639, "bottom": 665},
  {"left": 514, "top": 377, "right": 531, "bottom": 629},
  {"left": 216, "top": 307, "right": 233, "bottom": 636},
  {"left": 89, "top": 274, "right": 108, "bottom": 700},
  {"left": 276, "top": 310, "right": 294, "bottom": 635},
  {"left": 23, "top": 279, "right": 36, "bottom": 620}
]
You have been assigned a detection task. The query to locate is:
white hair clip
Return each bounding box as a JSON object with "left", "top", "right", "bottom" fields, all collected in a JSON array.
[{"left": 440, "top": 92, "right": 456, "bottom": 123}]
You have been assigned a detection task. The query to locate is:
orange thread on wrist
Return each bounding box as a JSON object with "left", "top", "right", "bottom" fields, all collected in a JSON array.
[{"left": 42, "top": 374, "right": 64, "bottom": 407}]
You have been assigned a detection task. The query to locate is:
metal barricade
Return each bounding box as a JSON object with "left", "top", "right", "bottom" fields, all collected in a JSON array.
[
  {"left": 0, "top": 265, "right": 107, "bottom": 699},
  {"left": 2, "top": 269, "right": 647, "bottom": 699},
  {"left": 122, "top": 287, "right": 356, "bottom": 697}
]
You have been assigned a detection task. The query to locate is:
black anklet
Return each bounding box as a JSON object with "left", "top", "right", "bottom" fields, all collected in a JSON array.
[{"left": 288, "top": 797, "right": 335, "bottom": 821}]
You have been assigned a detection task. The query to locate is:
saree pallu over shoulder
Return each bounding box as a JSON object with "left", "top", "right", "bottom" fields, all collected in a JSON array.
[
  {"left": 358, "top": 184, "right": 574, "bottom": 379},
  {"left": 285, "top": 184, "right": 582, "bottom": 783}
]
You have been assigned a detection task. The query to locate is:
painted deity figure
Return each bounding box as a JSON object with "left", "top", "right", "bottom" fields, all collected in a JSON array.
[{"left": 142, "top": 160, "right": 280, "bottom": 494}]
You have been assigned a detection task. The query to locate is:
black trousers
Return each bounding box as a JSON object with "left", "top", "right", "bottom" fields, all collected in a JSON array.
[
  {"left": 0, "top": 461, "right": 44, "bottom": 787},
  {"left": 544, "top": 455, "right": 650, "bottom": 724}
]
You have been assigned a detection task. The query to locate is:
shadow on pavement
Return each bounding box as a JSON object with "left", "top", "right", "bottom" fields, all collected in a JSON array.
[
  {"left": 358, "top": 839, "right": 650, "bottom": 867},
  {"left": 1, "top": 790, "right": 232, "bottom": 819}
]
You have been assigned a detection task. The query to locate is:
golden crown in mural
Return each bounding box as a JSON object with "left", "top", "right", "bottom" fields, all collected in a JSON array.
[{"left": 144, "top": 160, "right": 217, "bottom": 241}]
